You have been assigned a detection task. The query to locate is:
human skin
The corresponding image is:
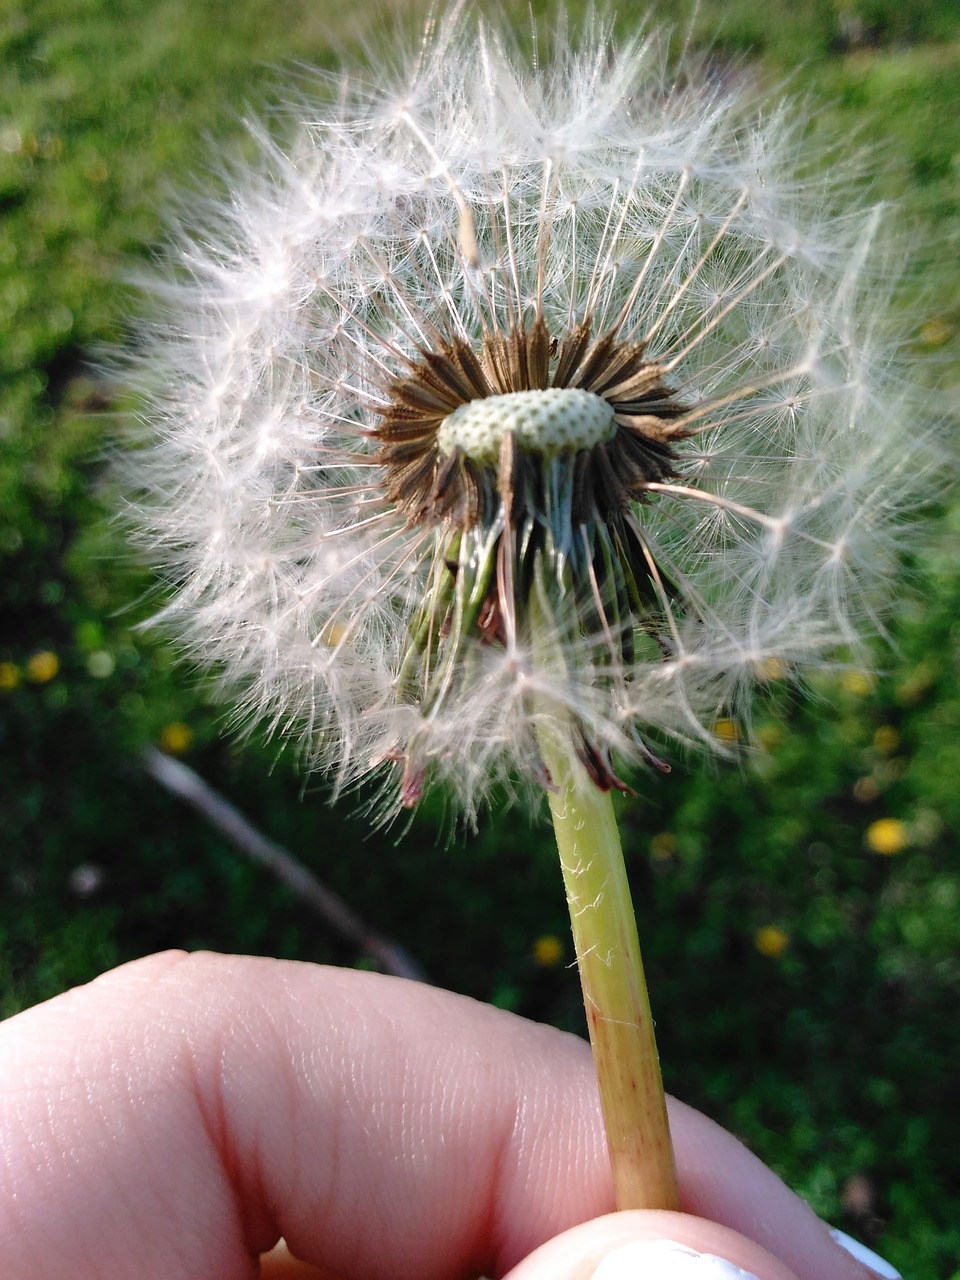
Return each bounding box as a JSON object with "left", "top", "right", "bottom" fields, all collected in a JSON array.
[{"left": 0, "top": 952, "right": 882, "bottom": 1280}]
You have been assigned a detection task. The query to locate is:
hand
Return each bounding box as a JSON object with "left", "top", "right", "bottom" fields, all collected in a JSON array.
[{"left": 0, "top": 952, "right": 897, "bottom": 1280}]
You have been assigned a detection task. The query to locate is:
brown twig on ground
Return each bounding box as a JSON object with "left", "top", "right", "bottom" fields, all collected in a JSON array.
[{"left": 141, "top": 746, "right": 426, "bottom": 983}]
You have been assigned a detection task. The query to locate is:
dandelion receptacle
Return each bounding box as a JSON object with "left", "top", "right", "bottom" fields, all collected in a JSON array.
[{"left": 125, "top": 13, "right": 932, "bottom": 1215}]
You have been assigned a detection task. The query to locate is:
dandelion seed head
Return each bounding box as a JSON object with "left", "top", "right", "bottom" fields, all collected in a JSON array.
[{"left": 122, "top": 12, "right": 936, "bottom": 820}]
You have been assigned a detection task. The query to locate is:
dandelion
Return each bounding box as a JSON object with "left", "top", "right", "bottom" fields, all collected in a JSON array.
[
  {"left": 0, "top": 662, "right": 21, "bottom": 691},
  {"left": 158, "top": 721, "right": 194, "bottom": 756},
  {"left": 123, "top": 12, "right": 933, "bottom": 1215},
  {"left": 754, "top": 924, "right": 791, "bottom": 959},
  {"left": 866, "top": 816, "right": 909, "bottom": 855},
  {"left": 25, "top": 651, "right": 59, "bottom": 684},
  {"left": 532, "top": 933, "right": 565, "bottom": 968}
]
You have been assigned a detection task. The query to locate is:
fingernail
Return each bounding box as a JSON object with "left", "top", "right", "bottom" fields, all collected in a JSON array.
[
  {"left": 829, "top": 1227, "right": 902, "bottom": 1279},
  {"left": 590, "top": 1241, "right": 761, "bottom": 1280}
]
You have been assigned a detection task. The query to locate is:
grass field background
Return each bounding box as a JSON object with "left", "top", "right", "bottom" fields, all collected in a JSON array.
[{"left": 1, "top": 2, "right": 958, "bottom": 1274}]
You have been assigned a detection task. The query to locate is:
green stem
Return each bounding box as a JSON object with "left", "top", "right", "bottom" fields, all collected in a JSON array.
[{"left": 537, "top": 727, "right": 679, "bottom": 1212}]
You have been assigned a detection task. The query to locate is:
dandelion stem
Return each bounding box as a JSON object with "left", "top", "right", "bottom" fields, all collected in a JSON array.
[{"left": 536, "top": 726, "right": 679, "bottom": 1212}]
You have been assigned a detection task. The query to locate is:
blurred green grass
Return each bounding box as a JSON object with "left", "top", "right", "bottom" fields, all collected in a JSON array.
[{"left": 1, "top": 1, "right": 959, "bottom": 1275}]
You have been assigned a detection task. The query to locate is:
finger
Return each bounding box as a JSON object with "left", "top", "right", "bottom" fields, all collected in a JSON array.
[
  {"left": 257, "top": 1220, "right": 797, "bottom": 1280},
  {"left": 0, "top": 953, "right": 887, "bottom": 1280},
  {"left": 504, "top": 1211, "right": 800, "bottom": 1280}
]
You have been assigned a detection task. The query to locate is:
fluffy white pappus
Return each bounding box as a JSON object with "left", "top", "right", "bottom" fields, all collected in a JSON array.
[{"left": 122, "top": 12, "right": 935, "bottom": 821}]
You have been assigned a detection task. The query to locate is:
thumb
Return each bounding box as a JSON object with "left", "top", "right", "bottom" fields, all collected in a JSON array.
[{"left": 504, "top": 1211, "right": 800, "bottom": 1280}]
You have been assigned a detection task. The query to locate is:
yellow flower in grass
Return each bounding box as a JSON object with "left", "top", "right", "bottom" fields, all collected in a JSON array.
[
  {"left": 866, "top": 817, "right": 908, "bottom": 856},
  {"left": 713, "top": 719, "right": 741, "bottom": 745},
  {"left": 0, "top": 662, "right": 21, "bottom": 691},
  {"left": 841, "top": 670, "right": 875, "bottom": 696},
  {"left": 532, "top": 935, "right": 564, "bottom": 968},
  {"left": 26, "top": 651, "right": 59, "bottom": 683},
  {"left": 754, "top": 925, "right": 790, "bottom": 959},
  {"left": 756, "top": 657, "right": 787, "bottom": 682},
  {"left": 159, "top": 721, "right": 193, "bottom": 755}
]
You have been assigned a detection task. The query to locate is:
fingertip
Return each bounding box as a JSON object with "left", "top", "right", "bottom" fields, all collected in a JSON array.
[
  {"left": 502, "top": 1212, "right": 800, "bottom": 1280},
  {"left": 827, "top": 1228, "right": 902, "bottom": 1280}
]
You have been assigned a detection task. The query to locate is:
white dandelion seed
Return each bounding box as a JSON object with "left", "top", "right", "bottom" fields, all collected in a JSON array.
[{"left": 123, "top": 14, "right": 934, "bottom": 821}]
